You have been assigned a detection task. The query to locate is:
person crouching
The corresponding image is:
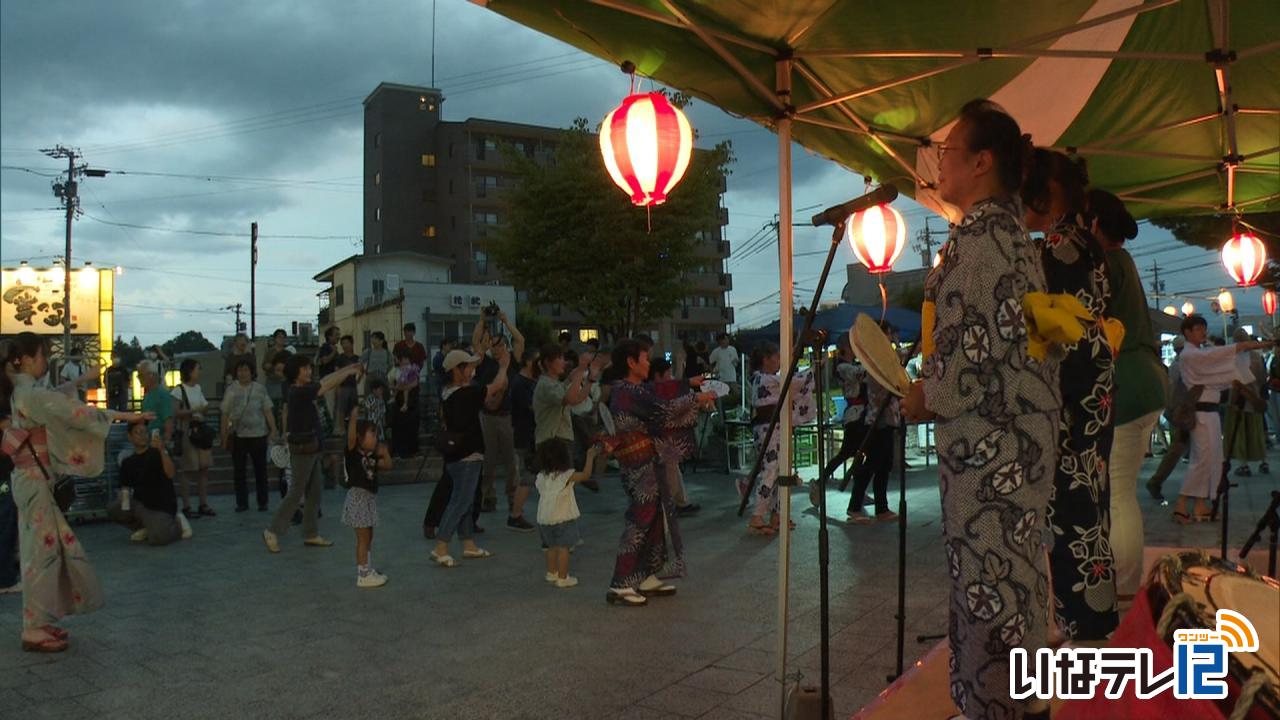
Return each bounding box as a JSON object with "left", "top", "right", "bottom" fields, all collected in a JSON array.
[{"left": 108, "top": 421, "right": 191, "bottom": 545}]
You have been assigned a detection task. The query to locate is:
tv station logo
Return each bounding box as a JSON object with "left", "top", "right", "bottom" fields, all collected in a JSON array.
[{"left": 1009, "top": 609, "right": 1260, "bottom": 701}]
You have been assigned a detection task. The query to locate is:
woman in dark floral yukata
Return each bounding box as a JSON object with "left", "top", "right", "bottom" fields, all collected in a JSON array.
[
  {"left": 605, "top": 339, "right": 716, "bottom": 607},
  {"left": 902, "top": 100, "right": 1059, "bottom": 720},
  {"left": 1023, "top": 149, "right": 1118, "bottom": 643}
]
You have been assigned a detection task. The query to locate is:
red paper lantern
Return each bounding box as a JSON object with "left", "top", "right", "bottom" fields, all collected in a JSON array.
[
  {"left": 1221, "top": 231, "right": 1267, "bottom": 287},
  {"left": 845, "top": 203, "right": 906, "bottom": 274},
  {"left": 599, "top": 92, "right": 693, "bottom": 207},
  {"left": 1264, "top": 289, "right": 1277, "bottom": 316}
]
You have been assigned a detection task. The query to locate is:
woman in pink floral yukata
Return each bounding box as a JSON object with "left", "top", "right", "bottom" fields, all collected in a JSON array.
[{"left": 0, "top": 333, "right": 152, "bottom": 653}]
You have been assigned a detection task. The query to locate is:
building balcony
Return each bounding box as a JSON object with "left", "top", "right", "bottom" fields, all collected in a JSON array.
[
  {"left": 686, "top": 272, "right": 732, "bottom": 292},
  {"left": 696, "top": 239, "right": 730, "bottom": 259},
  {"left": 678, "top": 306, "right": 732, "bottom": 326}
]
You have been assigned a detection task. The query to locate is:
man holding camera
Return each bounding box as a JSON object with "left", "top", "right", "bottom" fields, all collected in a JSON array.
[
  {"left": 473, "top": 309, "right": 530, "bottom": 522},
  {"left": 108, "top": 421, "right": 191, "bottom": 545}
]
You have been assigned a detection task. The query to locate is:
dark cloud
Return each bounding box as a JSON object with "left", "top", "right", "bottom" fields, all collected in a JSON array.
[{"left": 1, "top": 0, "right": 943, "bottom": 343}]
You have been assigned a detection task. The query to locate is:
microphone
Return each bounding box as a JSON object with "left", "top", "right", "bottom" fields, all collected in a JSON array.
[{"left": 810, "top": 185, "right": 899, "bottom": 227}]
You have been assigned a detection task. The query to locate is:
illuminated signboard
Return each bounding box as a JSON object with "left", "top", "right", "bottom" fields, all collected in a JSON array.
[{"left": 0, "top": 266, "right": 112, "bottom": 335}]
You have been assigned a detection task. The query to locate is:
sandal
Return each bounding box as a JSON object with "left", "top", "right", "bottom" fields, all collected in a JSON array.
[
  {"left": 605, "top": 588, "right": 648, "bottom": 607},
  {"left": 430, "top": 552, "right": 457, "bottom": 568},
  {"left": 1193, "top": 512, "right": 1215, "bottom": 523},
  {"left": 1172, "top": 511, "right": 1193, "bottom": 524},
  {"left": 40, "top": 625, "right": 69, "bottom": 641},
  {"left": 22, "top": 636, "right": 68, "bottom": 653},
  {"left": 747, "top": 520, "right": 777, "bottom": 536},
  {"left": 639, "top": 584, "right": 677, "bottom": 597},
  {"left": 462, "top": 548, "right": 493, "bottom": 559}
]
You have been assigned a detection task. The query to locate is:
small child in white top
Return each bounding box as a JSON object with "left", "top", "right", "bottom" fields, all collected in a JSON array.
[{"left": 535, "top": 440, "right": 600, "bottom": 589}]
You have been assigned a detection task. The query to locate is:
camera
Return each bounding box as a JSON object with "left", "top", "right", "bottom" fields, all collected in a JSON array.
[{"left": 483, "top": 301, "right": 501, "bottom": 317}]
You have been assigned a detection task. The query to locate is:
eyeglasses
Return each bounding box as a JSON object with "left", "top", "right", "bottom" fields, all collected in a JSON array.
[{"left": 934, "top": 142, "right": 967, "bottom": 158}]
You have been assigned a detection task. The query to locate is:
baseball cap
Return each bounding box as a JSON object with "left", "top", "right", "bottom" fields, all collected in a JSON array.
[{"left": 442, "top": 349, "right": 481, "bottom": 372}]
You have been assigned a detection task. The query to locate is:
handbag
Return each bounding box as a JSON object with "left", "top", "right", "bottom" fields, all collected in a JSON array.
[
  {"left": 180, "top": 385, "right": 216, "bottom": 450},
  {"left": 19, "top": 436, "right": 75, "bottom": 513},
  {"left": 225, "top": 383, "right": 258, "bottom": 449}
]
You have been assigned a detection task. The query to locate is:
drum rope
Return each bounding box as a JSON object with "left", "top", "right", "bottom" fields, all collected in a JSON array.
[
  {"left": 1155, "top": 592, "right": 1198, "bottom": 640},
  {"left": 1227, "top": 671, "right": 1267, "bottom": 720}
]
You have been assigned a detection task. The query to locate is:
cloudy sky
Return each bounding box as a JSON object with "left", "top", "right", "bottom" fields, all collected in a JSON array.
[{"left": 0, "top": 1, "right": 1252, "bottom": 348}]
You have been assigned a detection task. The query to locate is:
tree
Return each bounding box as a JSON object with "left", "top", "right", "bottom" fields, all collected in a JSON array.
[
  {"left": 1149, "top": 212, "right": 1280, "bottom": 283},
  {"left": 161, "top": 331, "right": 217, "bottom": 356},
  {"left": 491, "top": 114, "right": 733, "bottom": 342},
  {"left": 1148, "top": 212, "right": 1278, "bottom": 252},
  {"left": 113, "top": 335, "right": 145, "bottom": 367},
  {"left": 516, "top": 307, "right": 553, "bottom": 352}
]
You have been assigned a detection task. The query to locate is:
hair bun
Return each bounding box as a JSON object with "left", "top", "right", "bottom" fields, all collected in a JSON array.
[
  {"left": 1020, "top": 133, "right": 1036, "bottom": 180},
  {"left": 1073, "top": 155, "right": 1090, "bottom": 187}
]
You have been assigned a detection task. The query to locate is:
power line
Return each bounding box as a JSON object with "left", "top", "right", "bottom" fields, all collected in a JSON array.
[
  {"left": 80, "top": 212, "right": 356, "bottom": 240},
  {"left": 1, "top": 164, "right": 62, "bottom": 178}
]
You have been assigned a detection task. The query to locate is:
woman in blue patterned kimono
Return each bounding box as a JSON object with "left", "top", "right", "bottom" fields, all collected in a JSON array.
[
  {"left": 605, "top": 340, "right": 716, "bottom": 607},
  {"left": 1, "top": 334, "right": 152, "bottom": 652},
  {"left": 903, "top": 100, "right": 1059, "bottom": 720},
  {"left": 746, "top": 342, "right": 816, "bottom": 535},
  {"left": 1023, "top": 149, "right": 1118, "bottom": 642}
]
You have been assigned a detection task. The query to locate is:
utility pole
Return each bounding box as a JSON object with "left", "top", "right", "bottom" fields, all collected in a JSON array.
[
  {"left": 42, "top": 146, "right": 79, "bottom": 360},
  {"left": 1150, "top": 261, "right": 1165, "bottom": 309},
  {"left": 224, "top": 304, "right": 244, "bottom": 336},
  {"left": 40, "top": 144, "right": 108, "bottom": 363},
  {"left": 912, "top": 217, "right": 948, "bottom": 268},
  {"left": 250, "top": 222, "right": 258, "bottom": 339}
]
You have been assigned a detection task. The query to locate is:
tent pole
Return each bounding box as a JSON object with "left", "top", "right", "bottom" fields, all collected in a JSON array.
[
  {"left": 794, "top": 0, "right": 1177, "bottom": 114},
  {"left": 775, "top": 55, "right": 794, "bottom": 720},
  {"left": 792, "top": 61, "right": 929, "bottom": 189}
]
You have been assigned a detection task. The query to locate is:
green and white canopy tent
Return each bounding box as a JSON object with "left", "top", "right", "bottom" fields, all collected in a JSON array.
[{"left": 472, "top": 0, "right": 1278, "bottom": 712}]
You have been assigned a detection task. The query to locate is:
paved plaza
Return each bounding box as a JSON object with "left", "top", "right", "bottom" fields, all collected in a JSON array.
[{"left": 3, "top": 448, "right": 1277, "bottom": 720}]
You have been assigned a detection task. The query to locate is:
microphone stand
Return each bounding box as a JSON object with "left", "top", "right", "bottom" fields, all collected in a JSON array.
[
  {"left": 811, "top": 333, "right": 833, "bottom": 720},
  {"left": 1211, "top": 389, "right": 1247, "bottom": 558},
  {"left": 889, "top": 417, "right": 909, "bottom": 682},
  {"left": 1239, "top": 490, "right": 1280, "bottom": 579},
  {"left": 737, "top": 221, "right": 846, "bottom": 516}
]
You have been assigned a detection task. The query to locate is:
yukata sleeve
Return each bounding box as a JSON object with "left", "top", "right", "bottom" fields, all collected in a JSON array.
[
  {"left": 789, "top": 370, "right": 817, "bottom": 425},
  {"left": 752, "top": 373, "right": 779, "bottom": 410},
  {"left": 923, "top": 215, "right": 1029, "bottom": 420},
  {"left": 25, "top": 387, "right": 113, "bottom": 437}
]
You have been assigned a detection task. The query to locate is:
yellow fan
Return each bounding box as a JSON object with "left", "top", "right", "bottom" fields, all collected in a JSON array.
[{"left": 849, "top": 314, "right": 911, "bottom": 398}]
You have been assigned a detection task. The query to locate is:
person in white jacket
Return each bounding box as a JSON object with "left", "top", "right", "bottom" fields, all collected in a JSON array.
[{"left": 1173, "top": 315, "right": 1273, "bottom": 522}]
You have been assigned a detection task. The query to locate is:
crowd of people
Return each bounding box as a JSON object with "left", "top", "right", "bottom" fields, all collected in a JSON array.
[{"left": 0, "top": 98, "right": 1274, "bottom": 719}]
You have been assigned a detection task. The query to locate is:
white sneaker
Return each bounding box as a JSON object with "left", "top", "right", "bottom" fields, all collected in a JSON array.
[
  {"left": 129, "top": 528, "right": 149, "bottom": 543},
  {"left": 357, "top": 571, "right": 388, "bottom": 588},
  {"left": 178, "top": 513, "right": 193, "bottom": 540},
  {"left": 545, "top": 572, "right": 558, "bottom": 583},
  {"left": 262, "top": 529, "right": 279, "bottom": 553},
  {"left": 554, "top": 576, "right": 579, "bottom": 589}
]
